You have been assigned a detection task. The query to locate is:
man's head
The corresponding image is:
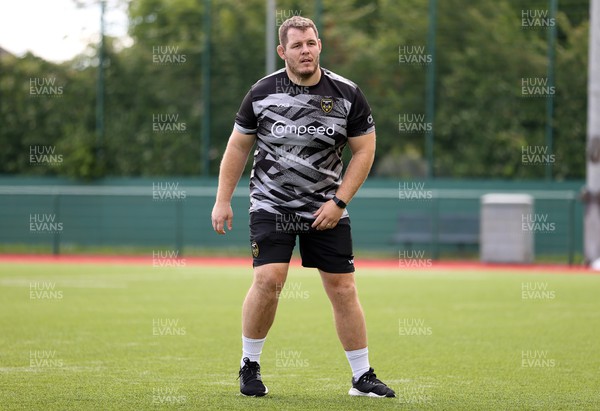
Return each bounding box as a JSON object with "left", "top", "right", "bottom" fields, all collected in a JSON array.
[
  {"left": 278, "top": 16, "right": 319, "bottom": 49},
  {"left": 277, "top": 16, "right": 321, "bottom": 82}
]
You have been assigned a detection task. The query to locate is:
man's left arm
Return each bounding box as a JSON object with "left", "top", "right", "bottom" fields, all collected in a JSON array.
[{"left": 312, "top": 131, "right": 376, "bottom": 230}]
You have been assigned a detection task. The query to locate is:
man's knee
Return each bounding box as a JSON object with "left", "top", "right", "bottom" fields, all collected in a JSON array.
[
  {"left": 321, "top": 273, "right": 358, "bottom": 301},
  {"left": 253, "top": 263, "right": 289, "bottom": 293}
]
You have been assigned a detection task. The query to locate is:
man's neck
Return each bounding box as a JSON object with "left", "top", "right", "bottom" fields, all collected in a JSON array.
[{"left": 286, "top": 66, "right": 321, "bottom": 87}]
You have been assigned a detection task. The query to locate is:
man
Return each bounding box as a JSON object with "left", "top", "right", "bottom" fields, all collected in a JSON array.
[{"left": 211, "top": 15, "right": 395, "bottom": 398}]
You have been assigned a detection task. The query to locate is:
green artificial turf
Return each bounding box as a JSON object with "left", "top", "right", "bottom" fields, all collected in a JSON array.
[{"left": 0, "top": 262, "right": 599, "bottom": 410}]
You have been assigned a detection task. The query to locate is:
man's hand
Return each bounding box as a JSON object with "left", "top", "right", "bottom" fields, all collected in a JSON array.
[
  {"left": 311, "top": 200, "right": 345, "bottom": 230},
  {"left": 212, "top": 202, "right": 234, "bottom": 234}
]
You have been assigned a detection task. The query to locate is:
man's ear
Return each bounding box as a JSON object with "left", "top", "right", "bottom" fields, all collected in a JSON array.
[{"left": 277, "top": 44, "right": 286, "bottom": 60}]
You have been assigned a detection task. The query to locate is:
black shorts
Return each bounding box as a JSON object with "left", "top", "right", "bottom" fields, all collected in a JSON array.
[{"left": 249, "top": 211, "right": 355, "bottom": 273}]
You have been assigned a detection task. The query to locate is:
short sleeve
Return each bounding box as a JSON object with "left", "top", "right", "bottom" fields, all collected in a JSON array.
[
  {"left": 347, "top": 87, "right": 375, "bottom": 137},
  {"left": 234, "top": 90, "right": 258, "bottom": 134}
]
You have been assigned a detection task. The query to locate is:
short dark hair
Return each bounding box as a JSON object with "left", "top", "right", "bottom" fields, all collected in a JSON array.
[{"left": 278, "top": 16, "right": 319, "bottom": 48}]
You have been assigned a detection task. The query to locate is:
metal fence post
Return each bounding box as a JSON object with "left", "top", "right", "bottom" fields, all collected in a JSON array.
[
  {"left": 425, "top": 0, "right": 437, "bottom": 179},
  {"left": 568, "top": 194, "right": 575, "bottom": 265},
  {"left": 53, "top": 194, "right": 60, "bottom": 255},
  {"left": 432, "top": 195, "right": 440, "bottom": 260},
  {"left": 176, "top": 201, "right": 184, "bottom": 256}
]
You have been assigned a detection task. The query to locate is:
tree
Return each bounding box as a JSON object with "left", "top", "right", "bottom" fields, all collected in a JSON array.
[{"left": 0, "top": 0, "right": 589, "bottom": 180}]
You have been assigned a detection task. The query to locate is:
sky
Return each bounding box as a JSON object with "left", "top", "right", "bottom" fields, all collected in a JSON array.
[{"left": 0, "top": 0, "right": 129, "bottom": 63}]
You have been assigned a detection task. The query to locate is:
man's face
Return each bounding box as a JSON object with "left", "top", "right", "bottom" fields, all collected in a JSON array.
[{"left": 278, "top": 27, "right": 321, "bottom": 80}]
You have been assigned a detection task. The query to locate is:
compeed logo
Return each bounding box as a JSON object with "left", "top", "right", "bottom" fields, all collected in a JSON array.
[{"left": 271, "top": 121, "right": 335, "bottom": 138}]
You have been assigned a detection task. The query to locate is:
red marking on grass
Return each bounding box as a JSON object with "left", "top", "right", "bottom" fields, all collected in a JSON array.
[
  {"left": 369, "top": 259, "right": 594, "bottom": 274},
  {"left": 0, "top": 254, "right": 251, "bottom": 267},
  {"left": 0, "top": 254, "right": 595, "bottom": 274}
]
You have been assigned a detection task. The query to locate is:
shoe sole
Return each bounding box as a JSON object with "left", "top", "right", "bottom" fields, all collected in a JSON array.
[
  {"left": 348, "top": 387, "right": 394, "bottom": 398},
  {"left": 240, "top": 385, "right": 269, "bottom": 397}
]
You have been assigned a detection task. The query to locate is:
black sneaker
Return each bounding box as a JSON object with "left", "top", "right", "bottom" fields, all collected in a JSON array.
[
  {"left": 238, "top": 357, "right": 268, "bottom": 397},
  {"left": 348, "top": 368, "right": 395, "bottom": 398}
]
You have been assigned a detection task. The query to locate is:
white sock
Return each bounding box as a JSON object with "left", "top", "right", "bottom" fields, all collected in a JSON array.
[
  {"left": 241, "top": 335, "right": 266, "bottom": 367},
  {"left": 345, "top": 347, "right": 370, "bottom": 380}
]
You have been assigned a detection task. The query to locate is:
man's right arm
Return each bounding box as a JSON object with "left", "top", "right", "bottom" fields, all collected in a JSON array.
[{"left": 211, "top": 129, "right": 256, "bottom": 234}]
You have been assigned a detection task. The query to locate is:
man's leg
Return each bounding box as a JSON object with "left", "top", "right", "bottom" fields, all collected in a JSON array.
[
  {"left": 238, "top": 263, "right": 289, "bottom": 397},
  {"left": 242, "top": 263, "right": 289, "bottom": 339},
  {"left": 319, "top": 270, "right": 395, "bottom": 397},
  {"left": 318, "top": 270, "right": 367, "bottom": 351}
]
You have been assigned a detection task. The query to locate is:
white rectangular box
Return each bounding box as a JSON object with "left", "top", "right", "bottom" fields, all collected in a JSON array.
[{"left": 480, "top": 194, "right": 534, "bottom": 263}]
